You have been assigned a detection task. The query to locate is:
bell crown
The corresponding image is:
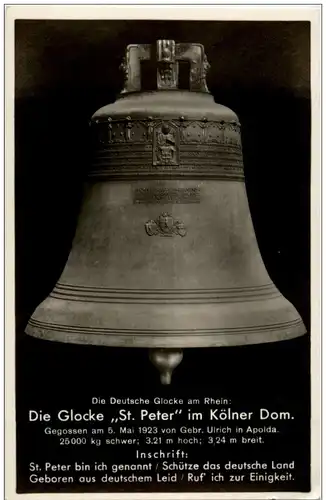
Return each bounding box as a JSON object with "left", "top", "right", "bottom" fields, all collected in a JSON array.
[{"left": 119, "top": 40, "right": 210, "bottom": 94}]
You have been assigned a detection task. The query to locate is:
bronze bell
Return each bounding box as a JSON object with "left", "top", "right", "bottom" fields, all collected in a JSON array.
[{"left": 25, "top": 40, "right": 306, "bottom": 384}]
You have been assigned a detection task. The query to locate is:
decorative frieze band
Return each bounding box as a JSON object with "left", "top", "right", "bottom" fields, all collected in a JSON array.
[
  {"left": 89, "top": 117, "right": 244, "bottom": 181},
  {"left": 91, "top": 116, "right": 241, "bottom": 147}
]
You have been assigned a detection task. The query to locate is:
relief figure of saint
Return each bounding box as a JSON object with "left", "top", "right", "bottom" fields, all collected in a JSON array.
[{"left": 156, "top": 124, "right": 176, "bottom": 164}]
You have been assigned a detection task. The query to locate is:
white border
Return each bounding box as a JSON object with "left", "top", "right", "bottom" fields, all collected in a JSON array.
[{"left": 4, "top": 4, "right": 322, "bottom": 500}]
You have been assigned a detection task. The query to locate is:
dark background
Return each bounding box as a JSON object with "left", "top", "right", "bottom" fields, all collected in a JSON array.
[{"left": 15, "top": 20, "right": 310, "bottom": 493}]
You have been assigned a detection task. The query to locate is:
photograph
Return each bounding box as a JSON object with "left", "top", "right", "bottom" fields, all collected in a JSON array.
[{"left": 5, "top": 6, "right": 321, "bottom": 498}]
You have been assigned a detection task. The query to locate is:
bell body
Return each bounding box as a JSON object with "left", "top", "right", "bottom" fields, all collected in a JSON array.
[{"left": 26, "top": 89, "right": 306, "bottom": 348}]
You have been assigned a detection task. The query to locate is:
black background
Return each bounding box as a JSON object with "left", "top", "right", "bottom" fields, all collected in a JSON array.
[{"left": 15, "top": 20, "right": 311, "bottom": 493}]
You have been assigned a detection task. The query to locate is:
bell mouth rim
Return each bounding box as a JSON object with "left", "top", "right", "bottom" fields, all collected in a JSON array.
[{"left": 25, "top": 321, "right": 307, "bottom": 349}]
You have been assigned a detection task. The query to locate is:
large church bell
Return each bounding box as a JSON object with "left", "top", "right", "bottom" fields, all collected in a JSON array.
[{"left": 25, "top": 40, "right": 306, "bottom": 384}]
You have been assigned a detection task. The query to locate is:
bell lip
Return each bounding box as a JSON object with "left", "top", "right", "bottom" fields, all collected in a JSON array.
[
  {"left": 25, "top": 282, "right": 307, "bottom": 349},
  {"left": 25, "top": 320, "right": 307, "bottom": 349}
]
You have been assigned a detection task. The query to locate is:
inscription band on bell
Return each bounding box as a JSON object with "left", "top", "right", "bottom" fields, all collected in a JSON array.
[{"left": 134, "top": 187, "right": 201, "bottom": 204}]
